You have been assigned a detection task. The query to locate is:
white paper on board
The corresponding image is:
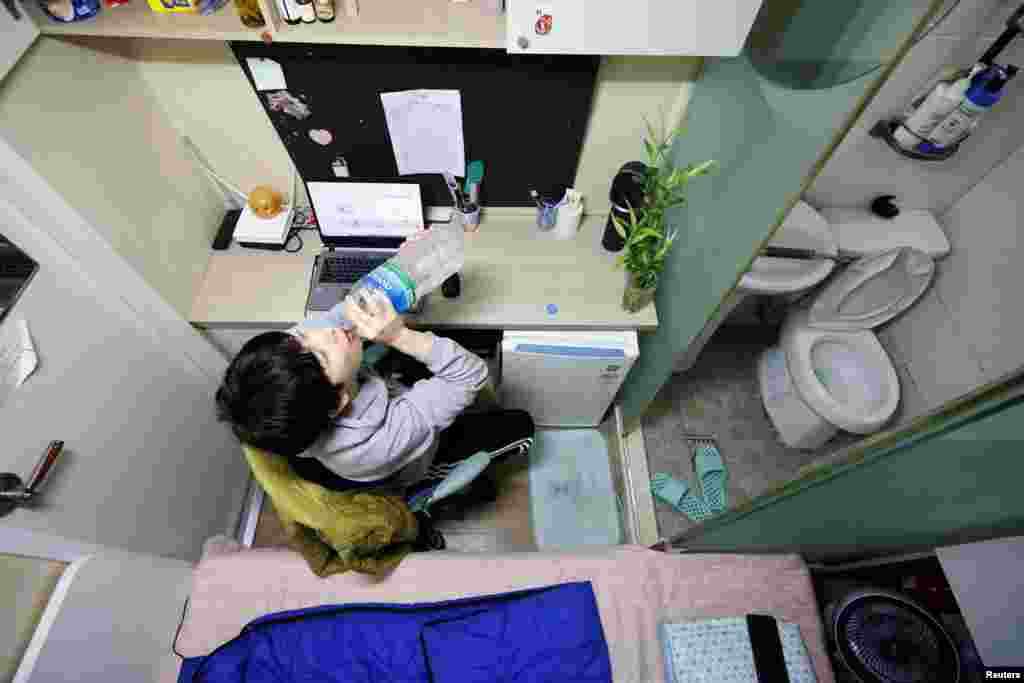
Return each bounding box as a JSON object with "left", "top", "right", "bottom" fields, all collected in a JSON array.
[
  {"left": 380, "top": 90, "right": 465, "bottom": 178},
  {"left": 246, "top": 58, "right": 288, "bottom": 91},
  {"left": 0, "top": 318, "right": 38, "bottom": 408}
]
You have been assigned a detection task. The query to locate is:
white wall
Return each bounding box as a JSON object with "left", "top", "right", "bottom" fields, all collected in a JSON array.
[
  {"left": 0, "top": 182, "right": 249, "bottom": 561},
  {"left": 575, "top": 57, "right": 701, "bottom": 216},
  {"left": 0, "top": 37, "right": 225, "bottom": 318},
  {"left": 807, "top": 0, "right": 1024, "bottom": 213},
  {"left": 129, "top": 39, "right": 300, "bottom": 209},
  {"left": 878, "top": 142, "right": 1024, "bottom": 422},
  {"left": 0, "top": 68, "right": 251, "bottom": 559}
]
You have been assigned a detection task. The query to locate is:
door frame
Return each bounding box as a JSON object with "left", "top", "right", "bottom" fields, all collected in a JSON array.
[
  {"left": 3, "top": 528, "right": 93, "bottom": 683},
  {"left": 3, "top": 528, "right": 195, "bottom": 683}
]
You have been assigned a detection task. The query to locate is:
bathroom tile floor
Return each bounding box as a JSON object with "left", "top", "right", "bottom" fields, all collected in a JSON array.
[{"left": 643, "top": 326, "right": 862, "bottom": 543}]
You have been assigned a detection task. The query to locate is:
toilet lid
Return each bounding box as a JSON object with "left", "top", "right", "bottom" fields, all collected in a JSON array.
[{"left": 808, "top": 247, "right": 935, "bottom": 331}]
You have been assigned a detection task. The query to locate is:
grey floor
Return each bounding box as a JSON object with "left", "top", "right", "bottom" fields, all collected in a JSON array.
[{"left": 643, "top": 327, "right": 861, "bottom": 543}]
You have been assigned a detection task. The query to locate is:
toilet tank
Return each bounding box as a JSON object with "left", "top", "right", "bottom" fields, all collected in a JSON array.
[{"left": 818, "top": 207, "right": 951, "bottom": 259}]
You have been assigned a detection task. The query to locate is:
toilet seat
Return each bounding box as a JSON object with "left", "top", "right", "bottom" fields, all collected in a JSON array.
[
  {"left": 779, "top": 247, "right": 936, "bottom": 435},
  {"left": 808, "top": 248, "right": 935, "bottom": 331},
  {"left": 783, "top": 322, "right": 899, "bottom": 434}
]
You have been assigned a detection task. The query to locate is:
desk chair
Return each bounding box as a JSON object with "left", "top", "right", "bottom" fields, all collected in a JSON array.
[
  {"left": 241, "top": 444, "right": 420, "bottom": 578},
  {"left": 240, "top": 345, "right": 524, "bottom": 576}
]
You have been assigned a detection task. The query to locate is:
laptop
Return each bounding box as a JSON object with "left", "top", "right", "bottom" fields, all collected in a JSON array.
[{"left": 304, "top": 181, "right": 425, "bottom": 315}]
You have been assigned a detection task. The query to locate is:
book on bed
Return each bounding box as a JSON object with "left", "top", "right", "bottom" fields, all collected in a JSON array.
[{"left": 660, "top": 615, "right": 817, "bottom": 683}]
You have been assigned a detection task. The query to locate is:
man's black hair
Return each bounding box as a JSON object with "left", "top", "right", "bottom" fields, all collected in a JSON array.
[{"left": 215, "top": 332, "right": 338, "bottom": 457}]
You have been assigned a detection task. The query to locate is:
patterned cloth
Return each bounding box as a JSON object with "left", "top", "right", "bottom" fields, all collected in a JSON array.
[{"left": 660, "top": 617, "right": 817, "bottom": 683}]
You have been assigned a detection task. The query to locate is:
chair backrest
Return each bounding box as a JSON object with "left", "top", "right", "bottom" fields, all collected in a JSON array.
[
  {"left": 239, "top": 444, "right": 419, "bottom": 573},
  {"left": 241, "top": 444, "right": 327, "bottom": 530}
]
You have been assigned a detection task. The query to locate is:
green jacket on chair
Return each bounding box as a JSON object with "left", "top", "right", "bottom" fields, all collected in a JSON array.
[{"left": 241, "top": 445, "right": 420, "bottom": 577}]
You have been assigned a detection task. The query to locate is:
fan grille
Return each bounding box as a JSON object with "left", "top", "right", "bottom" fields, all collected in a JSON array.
[{"left": 835, "top": 593, "right": 958, "bottom": 683}]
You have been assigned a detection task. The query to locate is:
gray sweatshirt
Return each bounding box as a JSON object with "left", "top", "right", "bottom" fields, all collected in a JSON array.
[{"left": 289, "top": 303, "right": 488, "bottom": 486}]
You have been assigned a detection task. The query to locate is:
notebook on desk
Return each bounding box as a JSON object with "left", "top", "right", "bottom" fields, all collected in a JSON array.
[{"left": 304, "top": 181, "right": 424, "bottom": 315}]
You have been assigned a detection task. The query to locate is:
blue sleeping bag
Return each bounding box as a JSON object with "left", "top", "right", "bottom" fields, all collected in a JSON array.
[{"left": 178, "top": 581, "right": 611, "bottom": 683}]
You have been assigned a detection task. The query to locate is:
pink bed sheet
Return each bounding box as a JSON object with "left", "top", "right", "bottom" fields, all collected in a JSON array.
[{"left": 164, "top": 544, "right": 834, "bottom": 683}]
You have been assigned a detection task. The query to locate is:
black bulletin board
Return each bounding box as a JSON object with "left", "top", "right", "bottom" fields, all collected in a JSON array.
[{"left": 230, "top": 42, "right": 600, "bottom": 208}]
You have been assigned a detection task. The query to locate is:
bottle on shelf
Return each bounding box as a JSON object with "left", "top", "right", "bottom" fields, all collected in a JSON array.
[
  {"left": 197, "top": 0, "right": 228, "bottom": 15},
  {"left": 41, "top": 0, "right": 100, "bottom": 21},
  {"left": 233, "top": 0, "right": 265, "bottom": 26},
  {"left": 346, "top": 223, "right": 465, "bottom": 316},
  {"left": 894, "top": 65, "right": 979, "bottom": 150},
  {"left": 313, "top": 0, "right": 333, "bottom": 22},
  {"left": 274, "top": 0, "right": 299, "bottom": 23},
  {"left": 927, "top": 65, "right": 1013, "bottom": 148},
  {"left": 295, "top": 0, "right": 315, "bottom": 23}
]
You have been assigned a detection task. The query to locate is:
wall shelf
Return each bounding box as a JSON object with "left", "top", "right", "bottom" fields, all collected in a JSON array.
[
  {"left": 272, "top": 2, "right": 504, "bottom": 48},
  {"left": 27, "top": 0, "right": 266, "bottom": 41},
  {"left": 870, "top": 119, "right": 961, "bottom": 162},
  {"left": 26, "top": 0, "right": 504, "bottom": 47}
]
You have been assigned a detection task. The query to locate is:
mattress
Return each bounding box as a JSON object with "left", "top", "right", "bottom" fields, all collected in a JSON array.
[{"left": 161, "top": 542, "right": 834, "bottom": 683}]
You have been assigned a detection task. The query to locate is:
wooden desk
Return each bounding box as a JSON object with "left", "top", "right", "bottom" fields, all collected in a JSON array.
[{"left": 190, "top": 211, "right": 658, "bottom": 332}]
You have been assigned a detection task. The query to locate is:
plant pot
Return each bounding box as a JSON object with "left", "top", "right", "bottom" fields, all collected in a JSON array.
[{"left": 622, "top": 272, "right": 657, "bottom": 313}]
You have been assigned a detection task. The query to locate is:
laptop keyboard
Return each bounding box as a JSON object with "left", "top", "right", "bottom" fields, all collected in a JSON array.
[{"left": 320, "top": 253, "right": 389, "bottom": 284}]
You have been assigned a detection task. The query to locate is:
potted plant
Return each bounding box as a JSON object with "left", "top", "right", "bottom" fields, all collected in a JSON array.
[{"left": 612, "top": 121, "right": 713, "bottom": 313}]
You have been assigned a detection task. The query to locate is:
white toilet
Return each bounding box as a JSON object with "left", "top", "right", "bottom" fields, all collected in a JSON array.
[{"left": 758, "top": 205, "right": 950, "bottom": 450}]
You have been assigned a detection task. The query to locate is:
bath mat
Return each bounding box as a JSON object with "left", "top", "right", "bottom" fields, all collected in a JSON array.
[{"left": 528, "top": 428, "right": 623, "bottom": 548}]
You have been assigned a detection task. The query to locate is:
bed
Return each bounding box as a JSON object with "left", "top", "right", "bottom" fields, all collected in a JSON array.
[{"left": 158, "top": 540, "right": 835, "bottom": 682}]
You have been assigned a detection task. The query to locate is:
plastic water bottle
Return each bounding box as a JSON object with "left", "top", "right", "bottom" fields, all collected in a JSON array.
[{"left": 347, "top": 222, "right": 465, "bottom": 314}]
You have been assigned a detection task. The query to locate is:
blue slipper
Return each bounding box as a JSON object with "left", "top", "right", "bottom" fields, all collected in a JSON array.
[
  {"left": 694, "top": 442, "right": 729, "bottom": 513},
  {"left": 651, "top": 473, "right": 714, "bottom": 523}
]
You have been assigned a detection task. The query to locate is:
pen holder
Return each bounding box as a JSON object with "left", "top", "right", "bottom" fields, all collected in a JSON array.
[
  {"left": 552, "top": 204, "right": 582, "bottom": 240},
  {"left": 460, "top": 203, "right": 481, "bottom": 232},
  {"left": 536, "top": 202, "right": 558, "bottom": 231}
]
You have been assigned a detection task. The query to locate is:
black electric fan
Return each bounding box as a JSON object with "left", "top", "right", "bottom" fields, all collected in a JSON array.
[{"left": 828, "top": 589, "right": 960, "bottom": 683}]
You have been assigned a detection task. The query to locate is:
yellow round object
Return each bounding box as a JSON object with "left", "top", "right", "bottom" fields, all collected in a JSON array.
[{"left": 248, "top": 186, "right": 284, "bottom": 218}]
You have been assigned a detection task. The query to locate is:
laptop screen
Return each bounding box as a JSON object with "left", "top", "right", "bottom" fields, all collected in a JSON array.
[{"left": 307, "top": 180, "right": 424, "bottom": 248}]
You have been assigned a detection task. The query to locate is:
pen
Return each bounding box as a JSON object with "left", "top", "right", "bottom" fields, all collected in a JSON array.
[{"left": 443, "top": 172, "right": 464, "bottom": 210}]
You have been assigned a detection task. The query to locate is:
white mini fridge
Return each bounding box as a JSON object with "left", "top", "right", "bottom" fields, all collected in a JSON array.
[{"left": 500, "top": 330, "right": 639, "bottom": 427}]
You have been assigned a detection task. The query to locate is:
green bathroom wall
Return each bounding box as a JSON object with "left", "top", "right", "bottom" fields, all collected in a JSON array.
[
  {"left": 672, "top": 389, "right": 1024, "bottom": 562},
  {"left": 618, "top": 1, "right": 939, "bottom": 427}
]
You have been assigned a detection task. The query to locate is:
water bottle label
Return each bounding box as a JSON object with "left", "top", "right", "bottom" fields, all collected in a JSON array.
[{"left": 361, "top": 262, "right": 417, "bottom": 313}]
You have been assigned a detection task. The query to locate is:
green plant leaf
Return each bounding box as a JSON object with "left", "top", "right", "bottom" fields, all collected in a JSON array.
[
  {"left": 623, "top": 120, "right": 712, "bottom": 285},
  {"left": 629, "top": 228, "right": 662, "bottom": 244},
  {"left": 626, "top": 203, "right": 641, "bottom": 231},
  {"left": 654, "top": 240, "right": 673, "bottom": 261},
  {"left": 611, "top": 213, "right": 628, "bottom": 239},
  {"left": 644, "top": 116, "right": 658, "bottom": 148},
  {"left": 686, "top": 159, "right": 715, "bottom": 177},
  {"left": 643, "top": 138, "right": 656, "bottom": 165}
]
